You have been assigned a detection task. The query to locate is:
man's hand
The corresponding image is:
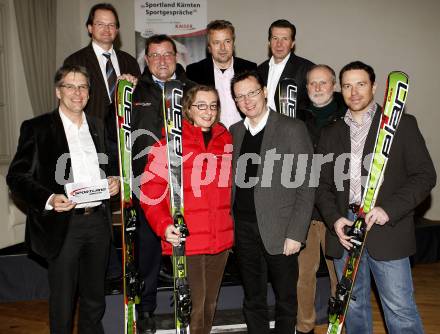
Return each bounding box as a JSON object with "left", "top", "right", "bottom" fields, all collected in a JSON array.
[
  {"left": 164, "top": 224, "right": 182, "bottom": 247},
  {"left": 50, "top": 194, "right": 76, "bottom": 212},
  {"left": 107, "top": 176, "right": 120, "bottom": 196},
  {"left": 118, "top": 74, "right": 138, "bottom": 87},
  {"left": 334, "top": 217, "right": 354, "bottom": 250},
  {"left": 283, "top": 238, "right": 301, "bottom": 256},
  {"left": 365, "top": 206, "right": 389, "bottom": 231}
]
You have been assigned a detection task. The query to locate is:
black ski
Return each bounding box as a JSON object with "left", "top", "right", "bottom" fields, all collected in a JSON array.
[{"left": 278, "top": 77, "right": 298, "bottom": 118}]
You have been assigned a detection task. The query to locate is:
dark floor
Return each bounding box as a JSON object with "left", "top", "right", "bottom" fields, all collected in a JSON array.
[{"left": 154, "top": 308, "right": 275, "bottom": 333}]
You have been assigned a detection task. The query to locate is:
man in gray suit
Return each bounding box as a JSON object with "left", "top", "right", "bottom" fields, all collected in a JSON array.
[{"left": 230, "top": 70, "right": 315, "bottom": 334}]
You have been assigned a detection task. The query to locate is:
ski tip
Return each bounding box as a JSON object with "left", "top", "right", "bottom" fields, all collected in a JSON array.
[{"left": 388, "top": 71, "right": 409, "bottom": 82}]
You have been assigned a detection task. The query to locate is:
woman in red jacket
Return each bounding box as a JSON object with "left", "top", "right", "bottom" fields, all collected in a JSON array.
[{"left": 141, "top": 85, "right": 234, "bottom": 334}]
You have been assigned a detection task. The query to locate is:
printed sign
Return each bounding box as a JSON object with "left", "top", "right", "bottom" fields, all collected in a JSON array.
[
  {"left": 65, "top": 179, "right": 110, "bottom": 204},
  {"left": 134, "top": 0, "right": 207, "bottom": 70}
]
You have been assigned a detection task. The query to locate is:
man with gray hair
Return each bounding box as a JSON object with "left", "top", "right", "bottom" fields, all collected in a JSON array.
[
  {"left": 295, "top": 64, "right": 345, "bottom": 334},
  {"left": 7, "top": 64, "right": 120, "bottom": 333},
  {"left": 186, "top": 19, "right": 256, "bottom": 129}
]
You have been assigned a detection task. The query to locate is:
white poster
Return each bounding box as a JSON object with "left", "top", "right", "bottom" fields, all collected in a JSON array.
[{"left": 134, "top": 0, "right": 208, "bottom": 71}]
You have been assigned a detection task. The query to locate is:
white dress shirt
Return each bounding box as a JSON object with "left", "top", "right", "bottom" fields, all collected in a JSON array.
[
  {"left": 92, "top": 41, "right": 121, "bottom": 100},
  {"left": 213, "top": 57, "right": 242, "bottom": 129},
  {"left": 46, "top": 109, "right": 103, "bottom": 209},
  {"left": 266, "top": 52, "right": 290, "bottom": 111},
  {"left": 244, "top": 107, "right": 270, "bottom": 136}
]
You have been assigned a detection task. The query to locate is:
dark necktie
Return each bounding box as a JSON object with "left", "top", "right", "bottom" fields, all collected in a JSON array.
[
  {"left": 103, "top": 52, "right": 117, "bottom": 102},
  {"left": 154, "top": 79, "right": 165, "bottom": 90}
]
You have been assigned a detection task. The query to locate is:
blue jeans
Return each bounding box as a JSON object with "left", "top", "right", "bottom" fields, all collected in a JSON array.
[{"left": 334, "top": 248, "right": 424, "bottom": 334}]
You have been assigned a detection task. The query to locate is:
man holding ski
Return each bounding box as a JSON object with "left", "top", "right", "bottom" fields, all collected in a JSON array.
[
  {"left": 131, "top": 34, "right": 194, "bottom": 334},
  {"left": 7, "top": 65, "right": 120, "bottom": 333},
  {"left": 316, "top": 61, "right": 436, "bottom": 333}
]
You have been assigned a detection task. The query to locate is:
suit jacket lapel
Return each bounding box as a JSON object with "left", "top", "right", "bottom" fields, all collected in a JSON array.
[
  {"left": 338, "top": 120, "right": 351, "bottom": 154},
  {"left": 205, "top": 58, "right": 215, "bottom": 85},
  {"left": 51, "top": 110, "right": 69, "bottom": 155},
  {"left": 363, "top": 104, "right": 382, "bottom": 159},
  {"left": 86, "top": 44, "right": 111, "bottom": 105},
  {"left": 335, "top": 119, "right": 351, "bottom": 206},
  {"left": 86, "top": 115, "right": 107, "bottom": 177},
  {"left": 86, "top": 116, "right": 102, "bottom": 153},
  {"left": 115, "top": 49, "right": 125, "bottom": 72},
  {"left": 231, "top": 122, "right": 246, "bottom": 204},
  {"left": 257, "top": 110, "right": 276, "bottom": 178},
  {"left": 260, "top": 61, "right": 270, "bottom": 85},
  {"left": 233, "top": 57, "right": 245, "bottom": 75},
  {"left": 279, "top": 53, "right": 295, "bottom": 81},
  {"left": 51, "top": 110, "right": 72, "bottom": 183}
]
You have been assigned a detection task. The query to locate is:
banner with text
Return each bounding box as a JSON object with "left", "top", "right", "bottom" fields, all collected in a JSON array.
[{"left": 134, "top": 0, "right": 207, "bottom": 71}]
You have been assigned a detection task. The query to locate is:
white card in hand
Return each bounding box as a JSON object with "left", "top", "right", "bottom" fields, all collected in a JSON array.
[{"left": 64, "top": 179, "right": 110, "bottom": 204}]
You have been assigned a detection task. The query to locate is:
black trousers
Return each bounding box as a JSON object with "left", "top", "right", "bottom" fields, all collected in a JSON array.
[
  {"left": 47, "top": 208, "right": 110, "bottom": 334},
  {"left": 136, "top": 208, "right": 162, "bottom": 313},
  {"left": 235, "top": 219, "right": 298, "bottom": 334}
]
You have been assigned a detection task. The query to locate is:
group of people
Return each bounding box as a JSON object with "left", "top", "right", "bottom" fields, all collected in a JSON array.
[{"left": 6, "top": 2, "right": 436, "bottom": 334}]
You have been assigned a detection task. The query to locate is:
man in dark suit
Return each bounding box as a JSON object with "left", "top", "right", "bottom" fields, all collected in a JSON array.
[
  {"left": 6, "top": 65, "right": 120, "bottom": 333},
  {"left": 63, "top": 3, "right": 140, "bottom": 292},
  {"left": 63, "top": 3, "right": 140, "bottom": 120},
  {"left": 316, "top": 61, "right": 436, "bottom": 333},
  {"left": 186, "top": 20, "right": 256, "bottom": 129},
  {"left": 257, "top": 19, "right": 314, "bottom": 113},
  {"left": 230, "top": 70, "right": 314, "bottom": 333}
]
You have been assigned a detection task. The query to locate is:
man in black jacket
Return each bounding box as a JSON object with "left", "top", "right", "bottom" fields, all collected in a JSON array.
[
  {"left": 258, "top": 19, "right": 314, "bottom": 113},
  {"left": 296, "top": 64, "right": 345, "bottom": 334},
  {"left": 63, "top": 3, "right": 141, "bottom": 294},
  {"left": 7, "top": 65, "right": 120, "bottom": 333},
  {"left": 186, "top": 20, "right": 256, "bottom": 129},
  {"left": 132, "top": 34, "right": 194, "bottom": 334},
  {"left": 63, "top": 3, "right": 140, "bottom": 120},
  {"left": 316, "top": 61, "right": 436, "bottom": 333}
]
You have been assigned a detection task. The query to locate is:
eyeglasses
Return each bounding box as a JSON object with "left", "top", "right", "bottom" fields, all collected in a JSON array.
[
  {"left": 234, "top": 88, "right": 262, "bottom": 102},
  {"left": 191, "top": 103, "right": 218, "bottom": 111},
  {"left": 59, "top": 84, "right": 89, "bottom": 93},
  {"left": 93, "top": 22, "right": 117, "bottom": 30},
  {"left": 147, "top": 52, "right": 176, "bottom": 60}
]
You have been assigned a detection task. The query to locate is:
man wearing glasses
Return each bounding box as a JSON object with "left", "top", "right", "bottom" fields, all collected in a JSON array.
[
  {"left": 230, "top": 70, "right": 314, "bottom": 333},
  {"left": 64, "top": 3, "right": 140, "bottom": 120},
  {"left": 7, "top": 65, "right": 120, "bottom": 333},
  {"left": 63, "top": 3, "right": 141, "bottom": 297},
  {"left": 131, "top": 34, "right": 194, "bottom": 334}
]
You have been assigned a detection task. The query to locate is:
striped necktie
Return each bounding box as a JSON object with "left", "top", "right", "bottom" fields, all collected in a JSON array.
[
  {"left": 154, "top": 79, "right": 165, "bottom": 90},
  {"left": 103, "top": 52, "right": 117, "bottom": 102}
]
